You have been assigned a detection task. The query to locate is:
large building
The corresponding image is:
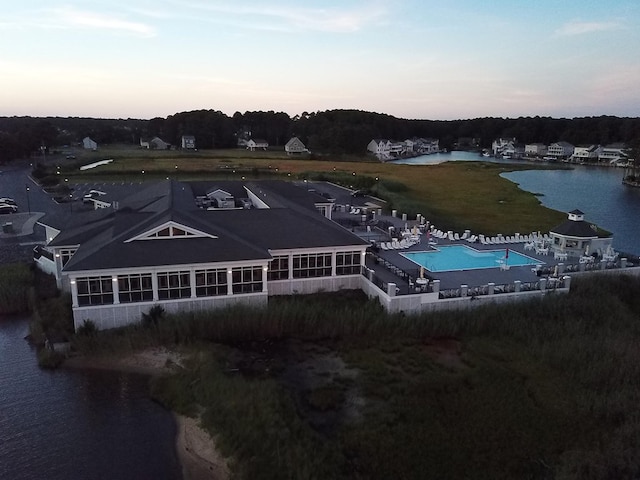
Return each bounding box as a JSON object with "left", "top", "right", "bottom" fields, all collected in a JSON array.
[{"left": 38, "top": 180, "right": 369, "bottom": 330}]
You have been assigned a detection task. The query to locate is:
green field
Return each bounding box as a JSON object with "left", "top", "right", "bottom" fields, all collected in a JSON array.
[{"left": 54, "top": 146, "right": 566, "bottom": 235}]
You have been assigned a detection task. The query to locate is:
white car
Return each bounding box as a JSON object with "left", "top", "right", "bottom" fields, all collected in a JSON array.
[
  {"left": 0, "top": 203, "right": 18, "bottom": 214},
  {"left": 0, "top": 197, "right": 17, "bottom": 206}
]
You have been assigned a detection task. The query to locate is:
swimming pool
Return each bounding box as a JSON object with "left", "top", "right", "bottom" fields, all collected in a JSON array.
[{"left": 401, "top": 245, "right": 542, "bottom": 273}]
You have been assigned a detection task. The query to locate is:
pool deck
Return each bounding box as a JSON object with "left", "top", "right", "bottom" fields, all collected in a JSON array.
[
  {"left": 369, "top": 236, "right": 550, "bottom": 291},
  {"left": 308, "top": 180, "right": 562, "bottom": 294}
]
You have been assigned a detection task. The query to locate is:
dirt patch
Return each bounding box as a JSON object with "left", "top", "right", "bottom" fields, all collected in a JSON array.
[
  {"left": 226, "top": 338, "right": 364, "bottom": 436},
  {"left": 421, "top": 337, "right": 466, "bottom": 370}
]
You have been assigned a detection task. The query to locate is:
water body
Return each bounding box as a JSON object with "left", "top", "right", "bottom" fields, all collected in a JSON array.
[
  {"left": 0, "top": 316, "right": 181, "bottom": 480},
  {"left": 395, "top": 152, "right": 640, "bottom": 256},
  {"left": 502, "top": 167, "right": 640, "bottom": 255}
]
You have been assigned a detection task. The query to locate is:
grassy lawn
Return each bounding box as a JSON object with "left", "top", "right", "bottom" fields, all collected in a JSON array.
[{"left": 54, "top": 146, "right": 566, "bottom": 235}]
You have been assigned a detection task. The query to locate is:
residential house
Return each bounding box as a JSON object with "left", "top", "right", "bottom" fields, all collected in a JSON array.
[
  {"left": 141, "top": 137, "right": 171, "bottom": 150},
  {"left": 82, "top": 137, "right": 98, "bottom": 150},
  {"left": 37, "top": 180, "right": 368, "bottom": 331},
  {"left": 181, "top": 135, "right": 196, "bottom": 150},
  {"left": 150, "top": 137, "right": 171, "bottom": 150},
  {"left": 598, "top": 143, "right": 628, "bottom": 165},
  {"left": 246, "top": 139, "right": 269, "bottom": 151},
  {"left": 570, "top": 145, "right": 601, "bottom": 163},
  {"left": 547, "top": 141, "right": 574, "bottom": 159},
  {"left": 414, "top": 138, "right": 440, "bottom": 154},
  {"left": 367, "top": 139, "right": 392, "bottom": 159},
  {"left": 491, "top": 138, "right": 516, "bottom": 157},
  {"left": 284, "top": 137, "right": 307, "bottom": 154},
  {"left": 524, "top": 143, "right": 548, "bottom": 157}
]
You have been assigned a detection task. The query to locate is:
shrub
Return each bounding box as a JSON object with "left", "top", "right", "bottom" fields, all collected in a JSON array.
[{"left": 37, "top": 348, "right": 65, "bottom": 369}]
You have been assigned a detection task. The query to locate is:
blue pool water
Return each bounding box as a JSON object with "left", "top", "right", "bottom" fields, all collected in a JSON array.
[{"left": 402, "top": 245, "right": 542, "bottom": 273}]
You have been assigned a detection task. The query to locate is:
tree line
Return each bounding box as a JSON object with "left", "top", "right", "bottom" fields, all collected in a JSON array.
[{"left": 1, "top": 110, "right": 639, "bottom": 163}]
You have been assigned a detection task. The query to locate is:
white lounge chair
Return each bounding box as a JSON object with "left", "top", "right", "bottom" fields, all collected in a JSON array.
[{"left": 454, "top": 232, "right": 460, "bottom": 241}]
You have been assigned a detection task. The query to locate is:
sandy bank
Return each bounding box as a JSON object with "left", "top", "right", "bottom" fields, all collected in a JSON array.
[{"left": 64, "top": 348, "right": 230, "bottom": 480}]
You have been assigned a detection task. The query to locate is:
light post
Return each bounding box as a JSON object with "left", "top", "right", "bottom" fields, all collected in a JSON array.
[{"left": 25, "top": 184, "right": 31, "bottom": 214}]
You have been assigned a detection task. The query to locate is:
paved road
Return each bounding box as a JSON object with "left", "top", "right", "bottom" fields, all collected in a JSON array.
[{"left": 0, "top": 163, "right": 65, "bottom": 263}]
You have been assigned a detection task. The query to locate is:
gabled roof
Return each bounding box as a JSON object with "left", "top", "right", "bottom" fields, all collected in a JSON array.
[{"left": 54, "top": 179, "right": 365, "bottom": 273}]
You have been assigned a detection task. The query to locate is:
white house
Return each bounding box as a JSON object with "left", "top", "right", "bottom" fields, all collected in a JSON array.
[
  {"left": 598, "top": 143, "right": 628, "bottom": 165},
  {"left": 284, "top": 137, "right": 307, "bottom": 154},
  {"left": 547, "top": 141, "right": 574, "bottom": 159},
  {"left": 491, "top": 138, "right": 516, "bottom": 156},
  {"left": 524, "top": 143, "right": 547, "bottom": 157},
  {"left": 82, "top": 137, "right": 97, "bottom": 150},
  {"left": 181, "top": 135, "right": 196, "bottom": 149},
  {"left": 246, "top": 139, "right": 269, "bottom": 151},
  {"left": 367, "top": 139, "right": 392, "bottom": 159},
  {"left": 37, "top": 180, "right": 368, "bottom": 331},
  {"left": 570, "top": 145, "right": 601, "bottom": 163}
]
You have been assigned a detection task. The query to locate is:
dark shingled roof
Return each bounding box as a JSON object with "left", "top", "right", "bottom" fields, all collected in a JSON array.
[
  {"left": 55, "top": 179, "right": 367, "bottom": 273},
  {"left": 550, "top": 219, "right": 599, "bottom": 238}
]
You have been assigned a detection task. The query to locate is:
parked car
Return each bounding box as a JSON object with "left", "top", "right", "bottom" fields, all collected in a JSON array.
[
  {"left": 0, "top": 197, "right": 17, "bottom": 206},
  {"left": 0, "top": 204, "right": 18, "bottom": 214}
]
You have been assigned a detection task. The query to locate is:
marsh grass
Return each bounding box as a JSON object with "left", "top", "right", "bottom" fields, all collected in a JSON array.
[
  {"left": 0, "top": 263, "right": 33, "bottom": 314},
  {"left": 56, "top": 147, "right": 565, "bottom": 234},
  {"left": 73, "top": 275, "right": 640, "bottom": 478}
]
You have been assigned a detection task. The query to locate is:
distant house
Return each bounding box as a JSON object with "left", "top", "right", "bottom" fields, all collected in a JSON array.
[
  {"left": 414, "top": 138, "right": 439, "bottom": 154},
  {"left": 524, "top": 143, "right": 547, "bottom": 157},
  {"left": 598, "top": 143, "right": 628, "bottom": 165},
  {"left": 140, "top": 137, "right": 171, "bottom": 150},
  {"left": 570, "top": 145, "right": 601, "bottom": 163},
  {"left": 82, "top": 137, "right": 97, "bottom": 150},
  {"left": 547, "top": 141, "right": 574, "bottom": 159},
  {"left": 246, "top": 139, "right": 269, "bottom": 151},
  {"left": 150, "top": 137, "right": 171, "bottom": 150},
  {"left": 367, "top": 139, "right": 392, "bottom": 159},
  {"left": 284, "top": 137, "right": 307, "bottom": 154},
  {"left": 491, "top": 138, "right": 516, "bottom": 157},
  {"left": 181, "top": 135, "right": 196, "bottom": 150}
]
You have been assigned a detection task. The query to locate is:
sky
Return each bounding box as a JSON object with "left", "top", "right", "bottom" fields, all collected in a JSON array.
[{"left": 1, "top": 1, "right": 640, "bottom": 121}]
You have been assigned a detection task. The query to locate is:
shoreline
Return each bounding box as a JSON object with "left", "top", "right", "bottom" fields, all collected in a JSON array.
[{"left": 63, "top": 348, "right": 230, "bottom": 480}]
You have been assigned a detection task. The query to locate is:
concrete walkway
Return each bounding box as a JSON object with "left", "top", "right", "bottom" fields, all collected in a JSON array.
[{"left": 0, "top": 212, "right": 45, "bottom": 238}]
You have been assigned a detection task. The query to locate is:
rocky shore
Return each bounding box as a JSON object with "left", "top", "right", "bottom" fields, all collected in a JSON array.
[{"left": 64, "top": 348, "right": 230, "bottom": 480}]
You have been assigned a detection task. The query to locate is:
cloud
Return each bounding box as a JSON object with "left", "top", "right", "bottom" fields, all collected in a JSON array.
[
  {"left": 555, "top": 20, "right": 622, "bottom": 37},
  {"left": 48, "top": 6, "right": 155, "bottom": 37},
  {"left": 172, "top": 1, "right": 387, "bottom": 33}
]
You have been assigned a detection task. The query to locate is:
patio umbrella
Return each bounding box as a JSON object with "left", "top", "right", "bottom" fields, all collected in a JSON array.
[
  {"left": 554, "top": 265, "right": 559, "bottom": 277},
  {"left": 584, "top": 244, "right": 590, "bottom": 256},
  {"left": 420, "top": 266, "right": 424, "bottom": 279}
]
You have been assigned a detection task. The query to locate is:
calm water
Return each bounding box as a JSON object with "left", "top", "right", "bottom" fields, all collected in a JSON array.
[
  {"left": 502, "top": 166, "right": 640, "bottom": 256},
  {"left": 0, "top": 316, "right": 181, "bottom": 480},
  {"left": 396, "top": 152, "right": 640, "bottom": 256}
]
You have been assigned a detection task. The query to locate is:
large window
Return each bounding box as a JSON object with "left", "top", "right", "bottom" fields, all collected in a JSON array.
[
  {"left": 76, "top": 276, "right": 114, "bottom": 306},
  {"left": 232, "top": 266, "right": 263, "bottom": 294},
  {"left": 268, "top": 256, "right": 289, "bottom": 280},
  {"left": 157, "top": 271, "right": 191, "bottom": 299},
  {"left": 336, "top": 251, "right": 362, "bottom": 275},
  {"left": 195, "top": 268, "right": 227, "bottom": 297},
  {"left": 118, "top": 273, "right": 153, "bottom": 303},
  {"left": 292, "top": 253, "right": 332, "bottom": 278}
]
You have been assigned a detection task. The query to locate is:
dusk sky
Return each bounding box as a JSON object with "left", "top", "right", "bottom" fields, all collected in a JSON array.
[{"left": 2, "top": 1, "right": 639, "bottom": 120}]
